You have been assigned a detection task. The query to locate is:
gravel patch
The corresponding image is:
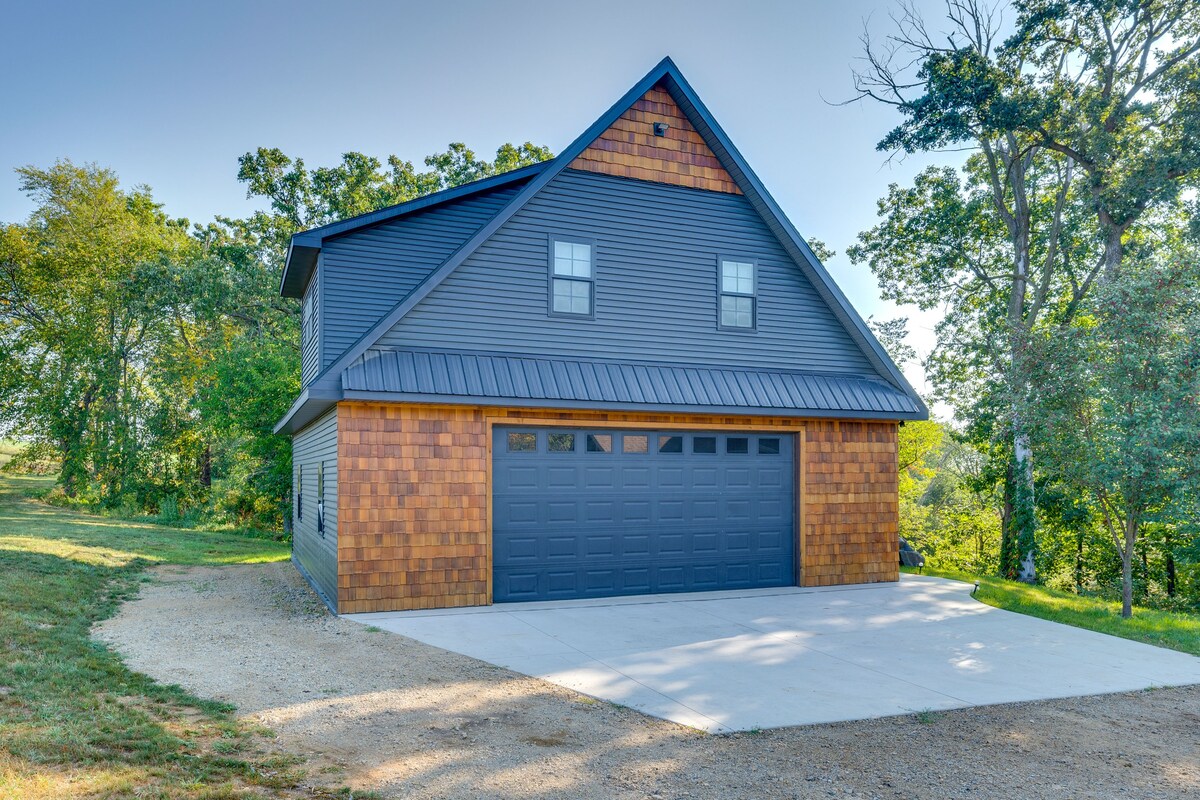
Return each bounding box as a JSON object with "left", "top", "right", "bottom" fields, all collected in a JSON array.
[{"left": 95, "top": 563, "right": 1200, "bottom": 799}]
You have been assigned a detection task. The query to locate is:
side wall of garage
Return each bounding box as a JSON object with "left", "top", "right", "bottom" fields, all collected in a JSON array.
[
  {"left": 335, "top": 402, "right": 899, "bottom": 613},
  {"left": 293, "top": 407, "right": 339, "bottom": 610}
]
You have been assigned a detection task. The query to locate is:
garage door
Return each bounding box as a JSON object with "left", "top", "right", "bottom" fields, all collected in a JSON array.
[{"left": 492, "top": 427, "right": 795, "bottom": 602}]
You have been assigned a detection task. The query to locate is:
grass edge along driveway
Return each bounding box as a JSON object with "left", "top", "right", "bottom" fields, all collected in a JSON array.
[
  {"left": 0, "top": 474, "right": 372, "bottom": 800},
  {"left": 904, "top": 566, "right": 1200, "bottom": 657}
]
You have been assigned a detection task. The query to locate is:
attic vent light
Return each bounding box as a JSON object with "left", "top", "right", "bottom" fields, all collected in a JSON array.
[{"left": 653, "top": 121, "right": 669, "bottom": 137}]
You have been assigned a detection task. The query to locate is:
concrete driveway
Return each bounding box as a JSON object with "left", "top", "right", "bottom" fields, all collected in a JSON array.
[{"left": 346, "top": 575, "right": 1200, "bottom": 733}]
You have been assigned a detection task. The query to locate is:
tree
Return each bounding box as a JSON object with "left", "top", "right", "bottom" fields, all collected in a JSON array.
[
  {"left": 1010, "top": 0, "right": 1200, "bottom": 279},
  {"left": 0, "top": 162, "right": 196, "bottom": 503},
  {"left": 852, "top": 1, "right": 1088, "bottom": 581},
  {"left": 1024, "top": 250, "right": 1200, "bottom": 616}
]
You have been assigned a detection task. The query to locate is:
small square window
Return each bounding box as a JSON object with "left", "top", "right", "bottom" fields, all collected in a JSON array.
[
  {"left": 721, "top": 295, "right": 754, "bottom": 328},
  {"left": 507, "top": 432, "right": 537, "bottom": 452},
  {"left": 693, "top": 436, "right": 717, "bottom": 454},
  {"left": 586, "top": 434, "right": 612, "bottom": 453},
  {"left": 548, "top": 433, "right": 576, "bottom": 452},
  {"left": 622, "top": 434, "right": 648, "bottom": 453},
  {"left": 658, "top": 435, "right": 683, "bottom": 454},
  {"left": 554, "top": 241, "right": 592, "bottom": 277},
  {"left": 726, "top": 437, "right": 749, "bottom": 454},
  {"left": 721, "top": 261, "right": 754, "bottom": 294},
  {"left": 552, "top": 278, "right": 591, "bottom": 315}
]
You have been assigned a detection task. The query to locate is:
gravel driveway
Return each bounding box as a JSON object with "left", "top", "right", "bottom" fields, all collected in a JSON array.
[{"left": 94, "top": 563, "right": 1200, "bottom": 799}]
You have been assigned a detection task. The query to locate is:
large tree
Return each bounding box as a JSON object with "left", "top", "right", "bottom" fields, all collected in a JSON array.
[
  {"left": 850, "top": 0, "right": 1200, "bottom": 581},
  {"left": 1023, "top": 248, "right": 1200, "bottom": 616},
  {"left": 0, "top": 162, "right": 196, "bottom": 502}
]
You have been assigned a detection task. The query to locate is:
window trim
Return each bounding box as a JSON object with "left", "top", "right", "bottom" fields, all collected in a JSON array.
[
  {"left": 716, "top": 255, "right": 758, "bottom": 332},
  {"left": 302, "top": 291, "right": 315, "bottom": 345},
  {"left": 547, "top": 235, "right": 597, "bottom": 320}
]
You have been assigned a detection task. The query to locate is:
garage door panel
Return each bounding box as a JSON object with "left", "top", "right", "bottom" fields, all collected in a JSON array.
[{"left": 493, "top": 427, "right": 795, "bottom": 602}]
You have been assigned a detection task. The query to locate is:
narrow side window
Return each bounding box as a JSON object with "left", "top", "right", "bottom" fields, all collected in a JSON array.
[
  {"left": 718, "top": 258, "right": 756, "bottom": 330},
  {"left": 316, "top": 462, "right": 325, "bottom": 536},
  {"left": 302, "top": 292, "right": 315, "bottom": 344},
  {"left": 549, "top": 239, "right": 595, "bottom": 317},
  {"left": 296, "top": 464, "right": 303, "bottom": 522}
]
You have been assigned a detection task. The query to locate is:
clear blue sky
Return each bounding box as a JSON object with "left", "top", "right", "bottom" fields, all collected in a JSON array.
[{"left": 0, "top": 0, "right": 960, "bottom": 394}]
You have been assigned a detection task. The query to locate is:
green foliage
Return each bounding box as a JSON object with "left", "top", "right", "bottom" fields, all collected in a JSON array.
[
  {"left": 1, "top": 140, "right": 552, "bottom": 531},
  {"left": 1024, "top": 252, "right": 1200, "bottom": 616},
  {"left": 0, "top": 474, "right": 326, "bottom": 798},
  {"left": 908, "top": 567, "right": 1200, "bottom": 657}
]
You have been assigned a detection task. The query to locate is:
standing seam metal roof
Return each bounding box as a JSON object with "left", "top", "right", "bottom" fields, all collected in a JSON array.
[{"left": 341, "top": 349, "right": 923, "bottom": 417}]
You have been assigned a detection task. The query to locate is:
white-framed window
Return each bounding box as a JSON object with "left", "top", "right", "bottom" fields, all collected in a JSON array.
[
  {"left": 718, "top": 258, "right": 756, "bottom": 330},
  {"left": 549, "top": 238, "right": 595, "bottom": 317},
  {"left": 302, "top": 292, "right": 315, "bottom": 344}
]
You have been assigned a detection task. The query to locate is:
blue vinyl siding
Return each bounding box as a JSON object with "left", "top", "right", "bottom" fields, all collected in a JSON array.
[
  {"left": 293, "top": 407, "right": 338, "bottom": 610},
  {"left": 300, "top": 263, "right": 321, "bottom": 386},
  {"left": 376, "top": 169, "right": 874, "bottom": 374},
  {"left": 317, "top": 182, "right": 527, "bottom": 376}
]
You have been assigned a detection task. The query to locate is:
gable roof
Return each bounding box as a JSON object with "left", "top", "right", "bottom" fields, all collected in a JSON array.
[
  {"left": 279, "top": 160, "right": 549, "bottom": 297},
  {"left": 276, "top": 57, "right": 928, "bottom": 432}
]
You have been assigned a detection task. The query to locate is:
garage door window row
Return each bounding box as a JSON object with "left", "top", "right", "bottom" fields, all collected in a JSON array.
[{"left": 506, "top": 430, "right": 783, "bottom": 456}]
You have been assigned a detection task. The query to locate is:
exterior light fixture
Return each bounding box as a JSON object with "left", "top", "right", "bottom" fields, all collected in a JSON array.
[{"left": 653, "top": 121, "right": 669, "bottom": 137}]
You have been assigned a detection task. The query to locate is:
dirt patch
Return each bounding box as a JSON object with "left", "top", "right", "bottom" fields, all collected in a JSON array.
[{"left": 95, "top": 563, "right": 1200, "bottom": 799}]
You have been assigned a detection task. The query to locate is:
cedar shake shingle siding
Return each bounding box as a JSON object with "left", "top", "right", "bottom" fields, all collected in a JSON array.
[{"left": 334, "top": 403, "right": 899, "bottom": 613}]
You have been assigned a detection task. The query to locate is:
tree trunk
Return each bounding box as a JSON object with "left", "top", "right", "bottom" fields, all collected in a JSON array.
[
  {"left": 1121, "top": 516, "right": 1138, "bottom": 619},
  {"left": 1012, "top": 431, "right": 1037, "bottom": 583},
  {"left": 199, "top": 445, "right": 212, "bottom": 489},
  {"left": 1075, "top": 526, "right": 1084, "bottom": 594},
  {"left": 1167, "top": 552, "right": 1177, "bottom": 598}
]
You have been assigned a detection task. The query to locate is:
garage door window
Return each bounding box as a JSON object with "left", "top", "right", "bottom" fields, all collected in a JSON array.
[
  {"left": 586, "top": 434, "right": 612, "bottom": 453},
  {"left": 508, "top": 432, "right": 537, "bottom": 452},
  {"left": 693, "top": 436, "right": 717, "bottom": 454},
  {"left": 759, "top": 437, "right": 781, "bottom": 455},
  {"left": 548, "top": 432, "right": 576, "bottom": 453},
  {"left": 726, "top": 437, "right": 749, "bottom": 454},
  {"left": 658, "top": 435, "right": 683, "bottom": 454},
  {"left": 622, "top": 434, "right": 648, "bottom": 453}
]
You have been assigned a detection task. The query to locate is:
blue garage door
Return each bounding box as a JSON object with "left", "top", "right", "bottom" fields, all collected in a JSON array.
[{"left": 492, "top": 427, "right": 795, "bottom": 602}]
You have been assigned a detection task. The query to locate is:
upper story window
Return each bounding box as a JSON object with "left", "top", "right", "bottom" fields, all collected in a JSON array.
[
  {"left": 719, "top": 258, "right": 756, "bottom": 330},
  {"left": 302, "top": 292, "right": 315, "bottom": 345},
  {"left": 550, "top": 239, "right": 594, "bottom": 317}
]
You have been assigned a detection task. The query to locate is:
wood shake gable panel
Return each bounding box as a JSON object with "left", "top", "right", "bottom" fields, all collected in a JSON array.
[
  {"left": 571, "top": 83, "right": 741, "bottom": 194},
  {"left": 335, "top": 402, "right": 899, "bottom": 612}
]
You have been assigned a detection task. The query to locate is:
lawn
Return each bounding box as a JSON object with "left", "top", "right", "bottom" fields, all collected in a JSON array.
[
  {"left": 0, "top": 473, "right": 360, "bottom": 799},
  {"left": 905, "top": 565, "right": 1200, "bottom": 657}
]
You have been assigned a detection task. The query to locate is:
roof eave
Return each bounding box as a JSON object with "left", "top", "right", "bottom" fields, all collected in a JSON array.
[
  {"left": 272, "top": 383, "right": 343, "bottom": 435},
  {"left": 276, "top": 161, "right": 551, "bottom": 299},
  {"left": 339, "top": 389, "right": 927, "bottom": 421}
]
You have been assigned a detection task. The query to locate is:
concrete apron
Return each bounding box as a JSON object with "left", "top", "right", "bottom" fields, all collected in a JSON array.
[{"left": 345, "top": 575, "right": 1200, "bottom": 733}]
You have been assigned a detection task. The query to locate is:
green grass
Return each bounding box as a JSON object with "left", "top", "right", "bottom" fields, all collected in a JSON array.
[
  {"left": 905, "top": 565, "right": 1200, "bottom": 656},
  {"left": 0, "top": 473, "right": 368, "bottom": 799}
]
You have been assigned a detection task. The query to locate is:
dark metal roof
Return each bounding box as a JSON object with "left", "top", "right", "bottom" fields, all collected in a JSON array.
[
  {"left": 340, "top": 349, "right": 924, "bottom": 419},
  {"left": 279, "top": 161, "right": 550, "bottom": 298}
]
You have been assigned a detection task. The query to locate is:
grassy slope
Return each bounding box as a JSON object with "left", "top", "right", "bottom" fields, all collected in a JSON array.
[
  {"left": 0, "top": 474, "right": 358, "bottom": 799},
  {"left": 905, "top": 565, "right": 1200, "bottom": 656}
]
